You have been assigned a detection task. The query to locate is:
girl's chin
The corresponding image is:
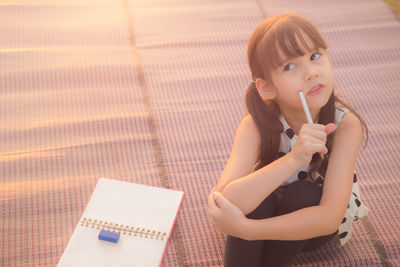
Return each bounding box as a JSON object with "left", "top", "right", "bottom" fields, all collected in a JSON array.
[
  {"left": 307, "top": 98, "right": 331, "bottom": 111},
  {"left": 310, "top": 90, "right": 333, "bottom": 107}
]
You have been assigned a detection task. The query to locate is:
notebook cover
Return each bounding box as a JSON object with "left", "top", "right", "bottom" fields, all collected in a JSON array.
[{"left": 57, "top": 177, "right": 184, "bottom": 267}]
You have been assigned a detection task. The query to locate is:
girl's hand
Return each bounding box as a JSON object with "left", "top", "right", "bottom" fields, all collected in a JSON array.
[
  {"left": 290, "top": 123, "right": 336, "bottom": 167},
  {"left": 207, "top": 188, "right": 250, "bottom": 240}
]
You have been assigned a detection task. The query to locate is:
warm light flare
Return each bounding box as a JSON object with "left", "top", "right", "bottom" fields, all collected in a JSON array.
[
  {"left": 0, "top": 46, "right": 123, "bottom": 54},
  {"left": 0, "top": 177, "right": 81, "bottom": 200}
]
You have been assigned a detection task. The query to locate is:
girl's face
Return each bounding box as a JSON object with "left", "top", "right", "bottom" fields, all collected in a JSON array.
[{"left": 270, "top": 48, "right": 334, "bottom": 112}]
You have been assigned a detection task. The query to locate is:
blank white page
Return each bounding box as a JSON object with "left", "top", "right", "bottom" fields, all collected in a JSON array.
[{"left": 57, "top": 178, "right": 184, "bottom": 267}]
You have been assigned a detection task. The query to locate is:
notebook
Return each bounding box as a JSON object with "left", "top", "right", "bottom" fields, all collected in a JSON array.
[{"left": 57, "top": 177, "right": 184, "bottom": 267}]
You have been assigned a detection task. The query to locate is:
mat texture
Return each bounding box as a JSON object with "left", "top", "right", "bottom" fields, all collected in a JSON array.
[{"left": 1, "top": 0, "right": 399, "bottom": 266}]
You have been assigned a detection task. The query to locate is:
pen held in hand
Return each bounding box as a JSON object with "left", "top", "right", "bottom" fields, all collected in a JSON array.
[
  {"left": 298, "top": 91, "right": 313, "bottom": 124},
  {"left": 298, "top": 90, "right": 325, "bottom": 159}
]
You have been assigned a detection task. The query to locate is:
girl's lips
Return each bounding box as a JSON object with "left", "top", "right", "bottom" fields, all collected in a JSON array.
[{"left": 307, "top": 84, "right": 323, "bottom": 96}]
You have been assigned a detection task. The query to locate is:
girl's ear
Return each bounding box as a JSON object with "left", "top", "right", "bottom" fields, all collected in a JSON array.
[{"left": 255, "top": 78, "right": 277, "bottom": 100}]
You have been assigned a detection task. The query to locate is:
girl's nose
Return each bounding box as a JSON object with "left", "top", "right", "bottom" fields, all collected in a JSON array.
[{"left": 305, "top": 68, "right": 319, "bottom": 82}]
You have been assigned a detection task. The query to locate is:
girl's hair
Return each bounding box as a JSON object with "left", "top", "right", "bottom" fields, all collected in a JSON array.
[{"left": 245, "top": 13, "right": 368, "bottom": 179}]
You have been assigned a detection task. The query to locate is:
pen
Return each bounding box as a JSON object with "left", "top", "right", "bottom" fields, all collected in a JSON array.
[
  {"left": 299, "top": 91, "right": 327, "bottom": 159},
  {"left": 298, "top": 91, "right": 313, "bottom": 124}
]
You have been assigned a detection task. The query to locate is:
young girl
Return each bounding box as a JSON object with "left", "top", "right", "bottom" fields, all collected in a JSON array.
[{"left": 207, "top": 13, "right": 369, "bottom": 267}]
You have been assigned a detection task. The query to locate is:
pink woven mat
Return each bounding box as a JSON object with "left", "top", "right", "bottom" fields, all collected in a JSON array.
[{"left": 1, "top": 0, "right": 399, "bottom": 266}]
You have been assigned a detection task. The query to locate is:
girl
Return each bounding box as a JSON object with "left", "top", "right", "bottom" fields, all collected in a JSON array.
[{"left": 207, "top": 13, "right": 368, "bottom": 267}]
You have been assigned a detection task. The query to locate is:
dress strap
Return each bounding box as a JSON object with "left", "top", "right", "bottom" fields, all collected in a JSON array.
[{"left": 334, "top": 107, "right": 349, "bottom": 126}]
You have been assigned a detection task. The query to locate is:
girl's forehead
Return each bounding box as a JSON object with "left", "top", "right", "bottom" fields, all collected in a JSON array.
[{"left": 274, "top": 31, "right": 319, "bottom": 64}]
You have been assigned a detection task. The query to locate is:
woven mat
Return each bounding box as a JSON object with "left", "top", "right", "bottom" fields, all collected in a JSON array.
[{"left": 1, "top": 0, "right": 399, "bottom": 266}]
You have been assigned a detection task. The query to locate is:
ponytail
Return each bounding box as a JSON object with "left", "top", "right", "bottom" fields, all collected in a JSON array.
[
  {"left": 245, "top": 82, "right": 282, "bottom": 171},
  {"left": 308, "top": 92, "right": 335, "bottom": 178}
]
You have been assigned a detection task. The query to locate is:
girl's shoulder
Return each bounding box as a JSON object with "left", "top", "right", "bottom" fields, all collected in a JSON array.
[
  {"left": 235, "top": 114, "right": 261, "bottom": 146},
  {"left": 333, "top": 98, "right": 367, "bottom": 145},
  {"left": 334, "top": 110, "right": 362, "bottom": 139},
  {"left": 241, "top": 113, "right": 259, "bottom": 132},
  {"left": 334, "top": 102, "right": 358, "bottom": 128},
  {"left": 226, "top": 114, "right": 261, "bottom": 172}
]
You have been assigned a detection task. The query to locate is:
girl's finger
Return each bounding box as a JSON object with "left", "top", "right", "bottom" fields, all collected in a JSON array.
[
  {"left": 325, "top": 123, "right": 336, "bottom": 135},
  {"left": 208, "top": 191, "right": 217, "bottom": 211},
  {"left": 306, "top": 123, "right": 335, "bottom": 135},
  {"left": 302, "top": 135, "right": 326, "bottom": 146},
  {"left": 319, "top": 146, "right": 328, "bottom": 158},
  {"left": 307, "top": 143, "right": 328, "bottom": 156},
  {"left": 214, "top": 192, "right": 230, "bottom": 209},
  {"left": 306, "top": 130, "right": 327, "bottom": 143},
  {"left": 304, "top": 123, "right": 326, "bottom": 131}
]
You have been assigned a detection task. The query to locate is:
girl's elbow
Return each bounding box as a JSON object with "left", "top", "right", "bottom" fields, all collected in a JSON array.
[
  {"left": 323, "top": 214, "right": 343, "bottom": 235},
  {"left": 221, "top": 187, "right": 253, "bottom": 215},
  {"left": 317, "top": 206, "right": 342, "bottom": 235},
  {"left": 215, "top": 181, "right": 227, "bottom": 193},
  {"left": 324, "top": 222, "right": 339, "bottom": 236}
]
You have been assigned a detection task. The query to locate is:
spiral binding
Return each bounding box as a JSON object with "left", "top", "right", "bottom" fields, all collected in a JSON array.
[{"left": 80, "top": 217, "right": 167, "bottom": 240}]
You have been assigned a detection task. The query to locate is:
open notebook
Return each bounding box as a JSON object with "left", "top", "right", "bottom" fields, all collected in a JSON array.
[{"left": 57, "top": 177, "right": 184, "bottom": 267}]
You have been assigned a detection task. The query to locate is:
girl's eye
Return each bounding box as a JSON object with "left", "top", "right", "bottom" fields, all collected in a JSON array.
[
  {"left": 311, "top": 52, "right": 321, "bottom": 61},
  {"left": 283, "top": 63, "right": 295, "bottom": 71}
]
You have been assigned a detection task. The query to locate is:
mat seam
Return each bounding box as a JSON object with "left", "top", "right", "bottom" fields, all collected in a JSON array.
[
  {"left": 361, "top": 217, "right": 393, "bottom": 267},
  {"left": 122, "top": 1, "right": 189, "bottom": 266}
]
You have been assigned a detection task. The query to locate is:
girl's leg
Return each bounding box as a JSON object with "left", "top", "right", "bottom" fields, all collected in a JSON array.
[
  {"left": 224, "top": 192, "right": 277, "bottom": 267},
  {"left": 302, "top": 230, "right": 337, "bottom": 252},
  {"left": 260, "top": 180, "right": 334, "bottom": 267}
]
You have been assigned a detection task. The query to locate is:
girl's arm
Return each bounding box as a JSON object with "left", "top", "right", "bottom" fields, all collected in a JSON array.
[
  {"left": 215, "top": 114, "right": 304, "bottom": 215},
  {"left": 209, "top": 112, "right": 362, "bottom": 240}
]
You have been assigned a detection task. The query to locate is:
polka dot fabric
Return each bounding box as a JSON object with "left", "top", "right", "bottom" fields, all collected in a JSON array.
[
  {"left": 336, "top": 173, "right": 369, "bottom": 246},
  {"left": 278, "top": 107, "right": 369, "bottom": 246}
]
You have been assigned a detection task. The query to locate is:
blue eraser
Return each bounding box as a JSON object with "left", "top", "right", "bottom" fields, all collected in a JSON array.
[{"left": 98, "top": 229, "right": 120, "bottom": 243}]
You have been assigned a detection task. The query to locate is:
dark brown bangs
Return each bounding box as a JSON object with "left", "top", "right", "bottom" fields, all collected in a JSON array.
[{"left": 257, "top": 14, "right": 328, "bottom": 73}]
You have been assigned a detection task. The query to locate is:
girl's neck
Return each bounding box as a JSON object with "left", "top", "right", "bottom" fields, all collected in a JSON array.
[{"left": 280, "top": 106, "right": 320, "bottom": 135}]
